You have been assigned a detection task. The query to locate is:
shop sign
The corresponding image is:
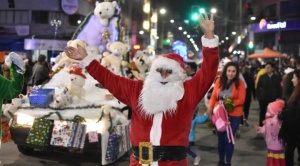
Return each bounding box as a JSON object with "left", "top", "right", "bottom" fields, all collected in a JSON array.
[
  {"left": 266, "top": 21, "right": 286, "bottom": 30},
  {"left": 251, "top": 19, "right": 300, "bottom": 33}
]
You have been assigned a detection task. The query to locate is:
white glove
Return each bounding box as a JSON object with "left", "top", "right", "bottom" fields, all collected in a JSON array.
[{"left": 5, "top": 52, "right": 25, "bottom": 73}]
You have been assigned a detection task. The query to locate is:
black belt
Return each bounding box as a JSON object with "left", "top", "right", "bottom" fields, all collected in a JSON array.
[{"left": 132, "top": 145, "right": 187, "bottom": 163}]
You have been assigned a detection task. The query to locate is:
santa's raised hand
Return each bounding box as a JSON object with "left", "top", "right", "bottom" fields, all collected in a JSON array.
[
  {"left": 64, "top": 44, "right": 87, "bottom": 60},
  {"left": 198, "top": 13, "right": 215, "bottom": 39}
]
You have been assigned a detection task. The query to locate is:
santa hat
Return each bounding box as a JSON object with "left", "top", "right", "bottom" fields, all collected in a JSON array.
[
  {"left": 156, "top": 53, "right": 185, "bottom": 70},
  {"left": 267, "top": 99, "right": 285, "bottom": 116},
  {"left": 69, "top": 66, "right": 86, "bottom": 79}
]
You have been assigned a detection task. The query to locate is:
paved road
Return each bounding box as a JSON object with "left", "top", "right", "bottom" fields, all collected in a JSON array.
[{"left": 0, "top": 101, "right": 298, "bottom": 166}]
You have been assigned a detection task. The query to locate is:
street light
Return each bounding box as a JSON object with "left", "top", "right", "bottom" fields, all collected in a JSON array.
[
  {"left": 159, "top": 8, "right": 166, "bottom": 15},
  {"left": 50, "top": 19, "right": 61, "bottom": 55}
]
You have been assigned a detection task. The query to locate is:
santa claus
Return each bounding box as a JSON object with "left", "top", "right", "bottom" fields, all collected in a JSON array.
[{"left": 65, "top": 13, "right": 219, "bottom": 166}]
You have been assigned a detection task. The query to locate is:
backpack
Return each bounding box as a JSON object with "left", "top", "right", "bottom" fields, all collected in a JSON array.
[{"left": 212, "top": 101, "right": 235, "bottom": 144}]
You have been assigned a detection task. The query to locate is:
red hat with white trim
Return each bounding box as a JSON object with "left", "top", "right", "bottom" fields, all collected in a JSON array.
[
  {"left": 69, "top": 66, "right": 86, "bottom": 79},
  {"left": 160, "top": 53, "right": 185, "bottom": 70}
]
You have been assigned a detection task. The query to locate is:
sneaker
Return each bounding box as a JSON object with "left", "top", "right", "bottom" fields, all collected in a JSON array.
[
  {"left": 194, "top": 156, "right": 201, "bottom": 165},
  {"left": 217, "top": 161, "right": 225, "bottom": 166},
  {"left": 243, "top": 119, "right": 249, "bottom": 126}
]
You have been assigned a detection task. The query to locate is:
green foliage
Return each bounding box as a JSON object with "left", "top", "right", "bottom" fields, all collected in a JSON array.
[{"left": 224, "top": 97, "right": 235, "bottom": 113}]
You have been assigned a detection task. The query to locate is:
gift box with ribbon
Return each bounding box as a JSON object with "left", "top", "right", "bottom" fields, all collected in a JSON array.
[
  {"left": 105, "top": 133, "right": 121, "bottom": 161},
  {"left": 67, "top": 123, "right": 87, "bottom": 149},
  {"left": 29, "top": 88, "right": 54, "bottom": 107},
  {"left": 50, "top": 120, "right": 73, "bottom": 147},
  {"left": 115, "top": 124, "right": 131, "bottom": 152},
  {"left": 26, "top": 118, "right": 52, "bottom": 146}
]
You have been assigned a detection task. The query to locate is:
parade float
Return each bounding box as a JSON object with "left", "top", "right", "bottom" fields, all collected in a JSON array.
[{"left": 5, "top": 1, "right": 147, "bottom": 165}]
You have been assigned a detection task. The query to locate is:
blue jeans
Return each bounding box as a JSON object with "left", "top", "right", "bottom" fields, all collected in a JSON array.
[
  {"left": 187, "top": 144, "right": 197, "bottom": 158},
  {"left": 217, "top": 116, "right": 240, "bottom": 163}
]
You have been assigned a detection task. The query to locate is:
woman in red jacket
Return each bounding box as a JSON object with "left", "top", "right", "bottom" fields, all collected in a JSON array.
[{"left": 206, "top": 61, "right": 246, "bottom": 166}]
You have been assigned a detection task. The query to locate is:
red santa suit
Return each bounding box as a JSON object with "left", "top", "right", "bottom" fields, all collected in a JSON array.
[{"left": 80, "top": 36, "right": 219, "bottom": 166}]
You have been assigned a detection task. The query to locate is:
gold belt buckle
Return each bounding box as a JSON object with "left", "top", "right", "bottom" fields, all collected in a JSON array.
[{"left": 139, "top": 142, "right": 153, "bottom": 164}]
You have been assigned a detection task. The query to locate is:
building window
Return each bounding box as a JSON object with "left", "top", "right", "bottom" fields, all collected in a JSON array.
[
  {"left": 280, "top": 1, "right": 300, "bottom": 17},
  {"left": 14, "top": 11, "right": 28, "bottom": 24},
  {"left": 32, "top": 11, "right": 49, "bottom": 24},
  {"left": 0, "top": 11, "right": 6, "bottom": 24},
  {"left": 264, "top": 4, "right": 277, "bottom": 19},
  {"left": 6, "top": 11, "right": 14, "bottom": 24},
  {"left": 68, "top": 14, "right": 85, "bottom": 26}
]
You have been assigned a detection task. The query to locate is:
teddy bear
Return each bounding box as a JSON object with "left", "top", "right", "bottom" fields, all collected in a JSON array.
[
  {"left": 72, "top": 1, "right": 119, "bottom": 53},
  {"left": 52, "top": 39, "right": 87, "bottom": 72},
  {"left": 130, "top": 50, "right": 151, "bottom": 80},
  {"left": 2, "top": 98, "right": 22, "bottom": 118},
  {"left": 53, "top": 87, "right": 73, "bottom": 108},
  {"left": 101, "top": 41, "right": 130, "bottom": 75},
  {"left": 86, "top": 46, "right": 102, "bottom": 62},
  {"left": 60, "top": 65, "right": 86, "bottom": 101},
  {"left": 94, "top": 1, "right": 118, "bottom": 27}
]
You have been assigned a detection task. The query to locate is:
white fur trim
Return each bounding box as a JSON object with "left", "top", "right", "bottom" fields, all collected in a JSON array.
[
  {"left": 150, "top": 112, "right": 163, "bottom": 146},
  {"left": 80, "top": 54, "right": 96, "bottom": 68},
  {"left": 151, "top": 56, "right": 185, "bottom": 79},
  {"left": 201, "top": 35, "right": 219, "bottom": 48},
  {"left": 147, "top": 112, "right": 163, "bottom": 166}
]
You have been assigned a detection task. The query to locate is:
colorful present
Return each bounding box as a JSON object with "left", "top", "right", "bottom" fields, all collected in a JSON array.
[
  {"left": 105, "top": 133, "right": 121, "bottom": 161},
  {"left": 88, "top": 131, "right": 99, "bottom": 143},
  {"left": 50, "top": 120, "right": 73, "bottom": 147},
  {"left": 29, "top": 88, "right": 54, "bottom": 107},
  {"left": 115, "top": 124, "right": 131, "bottom": 152},
  {"left": 67, "top": 123, "right": 86, "bottom": 149},
  {"left": 26, "top": 118, "right": 52, "bottom": 146}
]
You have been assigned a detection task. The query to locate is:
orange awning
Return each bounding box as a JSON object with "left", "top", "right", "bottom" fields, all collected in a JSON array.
[{"left": 248, "top": 48, "right": 286, "bottom": 59}]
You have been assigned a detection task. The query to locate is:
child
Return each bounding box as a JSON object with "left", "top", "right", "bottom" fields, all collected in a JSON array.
[
  {"left": 188, "top": 113, "right": 209, "bottom": 165},
  {"left": 255, "top": 100, "right": 285, "bottom": 166}
]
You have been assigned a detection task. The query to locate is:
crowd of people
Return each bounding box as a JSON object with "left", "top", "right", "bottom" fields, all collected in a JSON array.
[{"left": 184, "top": 56, "right": 300, "bottom": 166}]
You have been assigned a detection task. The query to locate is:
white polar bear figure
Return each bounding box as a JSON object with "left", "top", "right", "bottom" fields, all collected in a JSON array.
[{"left": 72, "top": 1, "right": 119, "bottom": 53}]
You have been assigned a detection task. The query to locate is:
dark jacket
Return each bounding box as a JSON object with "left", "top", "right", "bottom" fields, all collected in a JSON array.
[
  {"left": 256, "top": 73, "right": 282, "bottom": 102},
  {"left": 31, "top": 62, "right": 50, "bottom": 85},
  {"left": 283, "top": 72, "right": 294, "bottom": 102},
  {"left": 243, "top": 72, "right": 256, "bottom": 98},
  {"left": 279, "top": 96, "right": 300, "bottom": 142}
]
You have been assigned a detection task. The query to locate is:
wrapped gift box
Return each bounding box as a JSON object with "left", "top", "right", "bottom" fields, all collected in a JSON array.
[
  {"left": 105, "top": 133, "right": 121, "bottom": 161},
  {"left": 115, "top": 124, "right": 131, "bottom": 152},
  {"left": 29, "top": 88, "right": 54, "bottom": 107},
  {"left": 26, "top": 118, "right": 52, "bottom": 146},
  {"left": 50, "top": 120, "right": 73, "bottom": 147},
  {"left": 67, "top": 123, "right": 86, "bottom": 149}
]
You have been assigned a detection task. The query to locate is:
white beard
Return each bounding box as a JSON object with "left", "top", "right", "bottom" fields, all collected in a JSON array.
[{"left": 138, "top": 71, "right": 185, "bottom": 117}]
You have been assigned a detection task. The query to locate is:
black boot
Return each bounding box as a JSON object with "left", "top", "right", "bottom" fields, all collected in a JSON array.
[
  {"left": 225, "top": 163, "right": 231, "bottom": 166},
  {"left": 217, "top": 161, "right": 225, "bottom": 166}
]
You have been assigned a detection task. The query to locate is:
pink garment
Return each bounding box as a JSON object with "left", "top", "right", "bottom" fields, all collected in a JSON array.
[{"left": 257, "top": 115, "right": 284, "bottom": 151}]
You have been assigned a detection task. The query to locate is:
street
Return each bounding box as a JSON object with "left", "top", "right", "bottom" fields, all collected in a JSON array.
[{"left": 0, "top": 100, "right": 297, "bottom": 166}]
